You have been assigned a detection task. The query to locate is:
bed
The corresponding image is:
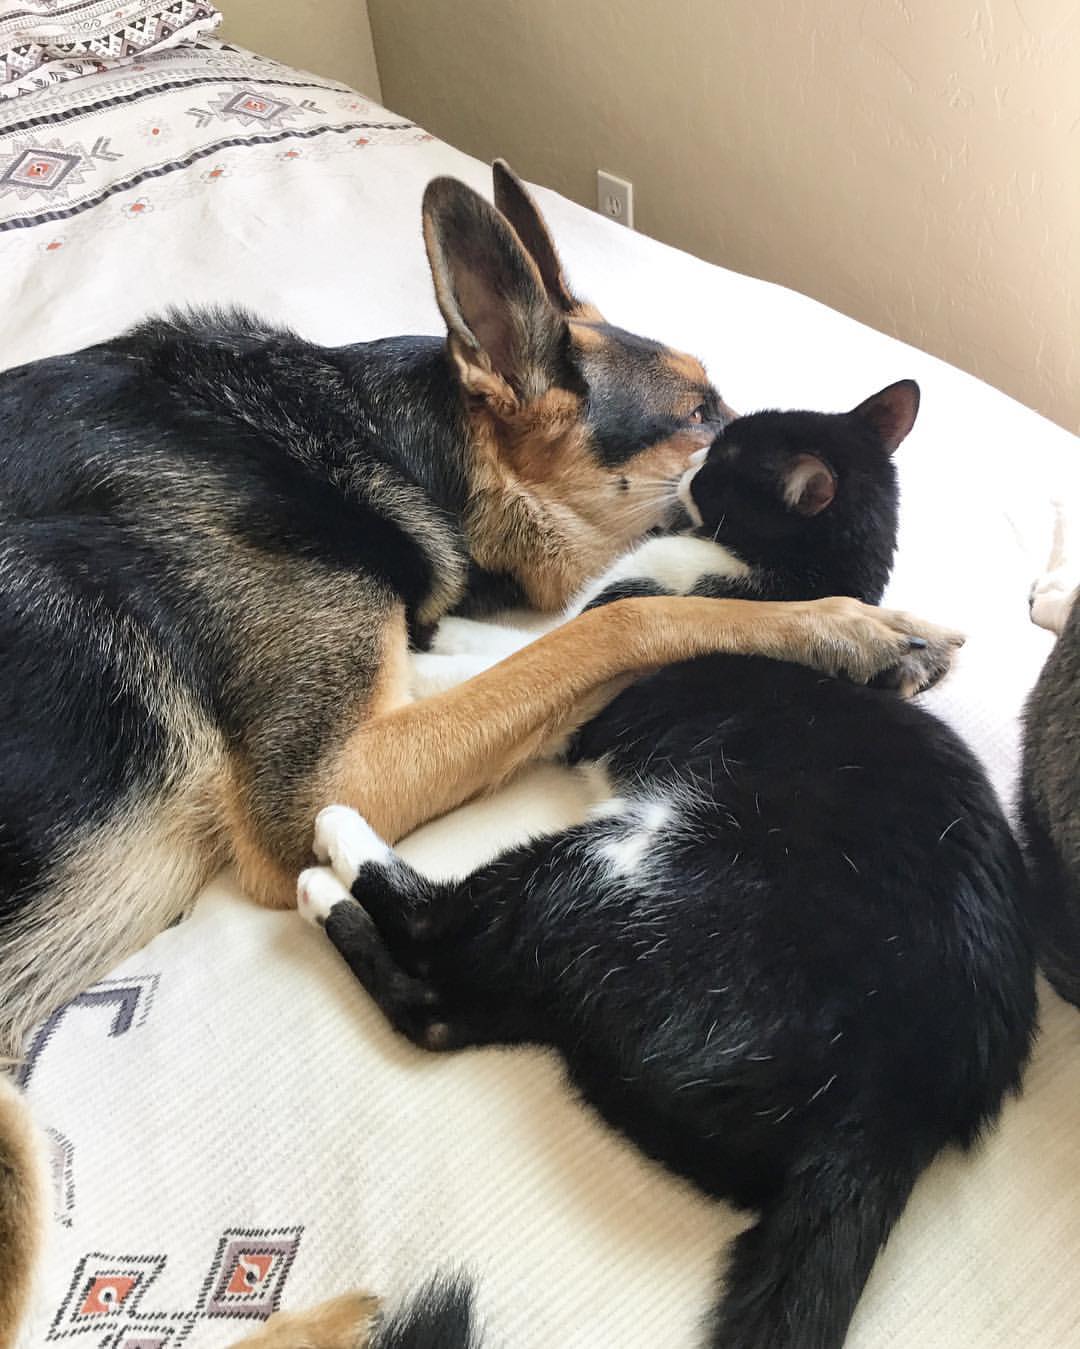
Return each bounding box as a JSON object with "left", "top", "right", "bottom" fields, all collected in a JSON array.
[{"left": 5, "top": 35, "right": 1080, "bottom": 1349}]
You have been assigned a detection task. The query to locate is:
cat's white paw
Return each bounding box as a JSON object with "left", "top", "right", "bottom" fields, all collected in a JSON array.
[
  {"left": 1030, "top": 569, "right": 1079, "bottom": 636},
  {"left": 312, "top": 805, "right": 392, "bottom": 886},
  {"left": 297, "top": 866, "right": 352, "bottom": 926}
]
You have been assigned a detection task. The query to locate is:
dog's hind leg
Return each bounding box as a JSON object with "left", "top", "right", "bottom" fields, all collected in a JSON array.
[{"left": 0, "top": 777, "right": 226, "bottom": 1062}]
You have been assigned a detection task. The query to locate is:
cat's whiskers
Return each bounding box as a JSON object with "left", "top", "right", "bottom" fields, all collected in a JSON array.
[{"left": 615, "top": 490, "right": 680, "bottom": 527}]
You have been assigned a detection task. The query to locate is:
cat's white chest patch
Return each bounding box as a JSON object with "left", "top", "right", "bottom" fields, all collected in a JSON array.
[
  {"left": 571, "top": 534, "right": 751, "bottom": 613},
  {"left": 594, "top": 795, "right": 677, "bottom": 877},
  {"left": 628, "top": 535, "right": 751, "bottom": 591}
]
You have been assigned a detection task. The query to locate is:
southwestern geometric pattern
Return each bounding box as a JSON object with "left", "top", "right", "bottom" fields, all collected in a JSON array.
[
  {"left": 17, "top": 975, "right": 160, "bottom": 1088},
  {"left": 47, "top": 1128, "right": 77, "bottom": 1228},
  {"left": 0, "top": 146, "right": 82, "bottom": 192},
  {"left": 48, "top": 1251, "right": 168, "bottom": 1340},
  {"left": 0, "top": 135, "right": 122, "bottom": 202},
  {"left": 0, "top": 40, "right": 424, "bottom": 232},
  {"left": 46, "top": 1229, "right": 303, "bottom": 1343},
  {"left": 202, "top": 1229, "right": 303, "bottom": 1320},
  {"left": 1, "top": 2, "right": 222, "bottom": 101},
  {"left": 211, "top": 89, "right": 302, "bottom": 128}
]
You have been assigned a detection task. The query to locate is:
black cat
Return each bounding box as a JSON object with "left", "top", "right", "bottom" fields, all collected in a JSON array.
[{"left": 301, "top": 382, "right": 1036, "bottom": 1349}]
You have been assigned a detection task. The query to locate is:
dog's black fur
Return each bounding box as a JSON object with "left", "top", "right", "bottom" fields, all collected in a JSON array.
[
  {"left": 311, "top": 384, "right": 1036, "bottom": 1349},
  {"left": 0, "top": 162, "right": 743, "bottom": 1062}
]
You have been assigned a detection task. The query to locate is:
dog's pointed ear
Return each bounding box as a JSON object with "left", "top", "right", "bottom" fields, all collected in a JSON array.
[
  {"left": 783, "top": 454, "right": 837, "bottom": 516},
  {"left": 492, "top": 160, "right": 603, "bottom": 320},
  {"left": 423, "top": 176, "right": 571, "bottom": 414},
  {"left": 850, "top": 379, "right": 921, "bottom": 454}
]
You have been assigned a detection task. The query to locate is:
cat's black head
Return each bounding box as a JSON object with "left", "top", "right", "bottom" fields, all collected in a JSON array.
[{"left": 679, "top": 381, "right": 919, "bottom": 604}]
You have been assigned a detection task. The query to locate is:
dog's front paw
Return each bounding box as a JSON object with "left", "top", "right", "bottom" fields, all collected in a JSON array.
[
  {"left": 312, "top": 805, "right": 392, "bottom": 886},
  {"left": 803, "top": 597, "right": 965, "bottom": 696}
]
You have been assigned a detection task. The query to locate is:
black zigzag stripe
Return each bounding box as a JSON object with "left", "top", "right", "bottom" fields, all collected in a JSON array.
[
  {"left": 0, "top": 72, "right": 356, "bottom": 139},
  {"left": 2, "top": 0, "right": 143, "bottom": 24},
  {"left": 0, "top": 120, "right": 417, "bottom": 233}
]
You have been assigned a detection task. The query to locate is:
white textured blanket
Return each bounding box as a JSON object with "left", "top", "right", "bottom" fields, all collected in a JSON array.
[{"left": 5, "top": 39, "right": 1080, "bottom": 1349}]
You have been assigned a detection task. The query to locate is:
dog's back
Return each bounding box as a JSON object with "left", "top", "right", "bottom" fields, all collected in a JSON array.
[
  {"left": 1022, "top": 591, "right": 1080, "bottom": 1003},
  {"left": 0, "top": 310, "right": 470, "bottom": 1057}
]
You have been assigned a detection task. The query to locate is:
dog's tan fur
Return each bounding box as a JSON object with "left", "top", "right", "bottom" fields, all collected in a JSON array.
[
  {"left": 463, "top": 389, "right": 714, "bottom": 612},
  {"left": 228, "top": 1291, "right": 379, "bottom": 1349},
  {"left": 0, "top": 1076, "right": 46, "bottom": 1349}
]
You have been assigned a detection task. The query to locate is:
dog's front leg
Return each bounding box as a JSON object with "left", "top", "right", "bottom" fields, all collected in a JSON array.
[
  {"left": 317, "top": 593, "right": 963, "bottom": 846},
  {"left": 230, "top": 591, "right": 960, "bottom": 907}
]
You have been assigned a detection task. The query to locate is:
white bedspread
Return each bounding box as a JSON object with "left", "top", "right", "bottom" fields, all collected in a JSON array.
[{"left": 4, "top": 39, "right": 1080, "bottom": 1349}]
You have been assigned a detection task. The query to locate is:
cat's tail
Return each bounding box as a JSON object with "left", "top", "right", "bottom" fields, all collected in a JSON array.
[
  {"left": 0, "top": 1074, "right": 48, "bottom": 1349},
  {"left": 370, "top": 1275, "right": 482, "bottom": 1349},
  {"left": 709, "top": 1154, "right": 919, "bottom": 1349}
]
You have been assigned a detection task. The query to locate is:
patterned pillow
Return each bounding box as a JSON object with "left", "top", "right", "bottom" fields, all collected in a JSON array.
[{"left": 0, "top": 1, "right": 222, "bottom": 100}]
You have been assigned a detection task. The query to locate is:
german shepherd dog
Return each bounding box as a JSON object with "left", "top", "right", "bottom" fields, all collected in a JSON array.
[{"left": 0, "top": 162, "right": 961, "bottom": 1342}]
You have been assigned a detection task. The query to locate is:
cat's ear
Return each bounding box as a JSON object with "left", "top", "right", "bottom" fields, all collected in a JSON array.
[
  {"left": 784, "top": 454, "right": 837, "bottom": 516},
  {"left": 850, "top": 380, "right": 920, "bottom": 454}
]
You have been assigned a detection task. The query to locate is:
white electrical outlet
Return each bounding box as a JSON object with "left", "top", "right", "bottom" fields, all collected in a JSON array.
[{"left": 597, "top": 170, "right": 634, "bottom": 229}]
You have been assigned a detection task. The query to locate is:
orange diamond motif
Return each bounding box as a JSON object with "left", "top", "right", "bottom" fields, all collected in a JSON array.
[
  {"left": 226, "top": 1252, "right": 273, "bottom": 1295},
  {"left": 80, "top": 1275, "right": 137, "bottom": 1315}
]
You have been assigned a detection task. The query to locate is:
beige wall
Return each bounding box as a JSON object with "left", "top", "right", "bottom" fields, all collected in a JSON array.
[
  {"left": 221, "top": 0, "right": 381, "bottom": 100},
  {"left": 369, "top": 0, "right": 1080, "bottom": 433}
]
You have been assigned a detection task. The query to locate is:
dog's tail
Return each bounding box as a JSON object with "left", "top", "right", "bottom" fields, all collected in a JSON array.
[
  {"left": 370, "top": 1275, "right": 481, "bottom": 1349},
  {"left": 0, "top": 1075, "right": 48, "bottom": 1349},
  {"left": 708, "top": 1156, "right": 918, "bottom": 1349}
]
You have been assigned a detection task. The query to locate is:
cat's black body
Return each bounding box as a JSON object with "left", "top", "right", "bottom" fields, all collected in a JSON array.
[{"left": 313, "top": 385, "right": 1036, "bottom": 1349}]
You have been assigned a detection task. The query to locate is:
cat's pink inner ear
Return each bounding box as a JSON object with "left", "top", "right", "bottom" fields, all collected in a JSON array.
[
  {"left": 851, "top": 379, "right": 921, "bottom": 454},
  {"left": 784, "top": 454, "right": 836, "bottom": 516}
]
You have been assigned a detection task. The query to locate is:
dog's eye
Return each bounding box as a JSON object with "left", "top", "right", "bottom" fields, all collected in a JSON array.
[{"left": 687, "top": 405, "right": 706, "bottom": 426}]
